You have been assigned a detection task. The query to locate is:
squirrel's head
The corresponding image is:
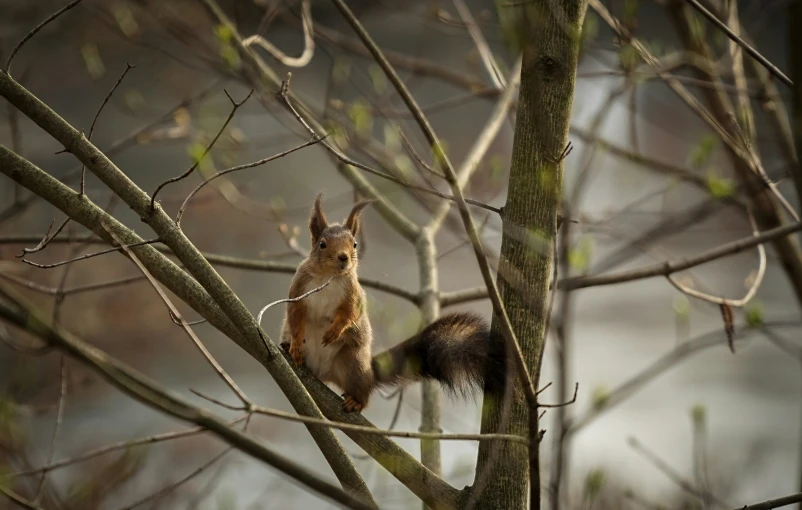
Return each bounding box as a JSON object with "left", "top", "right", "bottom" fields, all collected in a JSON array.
[{"left": 308, "top": 193, "right": 374, "bottom": 276}]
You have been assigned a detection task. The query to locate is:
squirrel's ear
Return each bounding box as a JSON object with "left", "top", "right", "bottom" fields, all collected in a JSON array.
[
  {"left": 309, "top": 193, "right": 328, "bottom": 243},
  {"left": 345, "top": 199, "right": 375, "bottom": 237}
]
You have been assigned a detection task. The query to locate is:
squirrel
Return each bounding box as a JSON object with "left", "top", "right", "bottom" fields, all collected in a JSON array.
[{"left": 280, "top": 193, "right": 507, "bottom": 413}]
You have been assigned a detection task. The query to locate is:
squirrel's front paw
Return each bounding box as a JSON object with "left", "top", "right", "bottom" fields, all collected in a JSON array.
[
  {"left": 321, "top": 329, "right": 340, "bottom": 347},
  {"left": 289, "top": 342, "right": 305, "bottom": 366},
  {"left": 342, "top": 395, "right": 365, "bottom": 413}
]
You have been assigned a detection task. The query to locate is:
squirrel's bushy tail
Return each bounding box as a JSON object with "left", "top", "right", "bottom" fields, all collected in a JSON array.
[{"left": 371, "top": 312, "right": 508, "bottom": 397}]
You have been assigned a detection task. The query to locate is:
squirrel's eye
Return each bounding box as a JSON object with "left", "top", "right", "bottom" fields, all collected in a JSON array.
[
  {"left": 353, "top": 241, "right": 358, "bottom": 249},
  {"left": 319, "top": 240, "right": 327, "bottom": 249}
]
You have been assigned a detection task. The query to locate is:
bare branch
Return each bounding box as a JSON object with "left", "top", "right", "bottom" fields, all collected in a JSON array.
[
  {"left": 560, "top": 220, "right": 802, "bottom": 291},
  {"left": 736, "top": 493, "right": 802, "bottom": 510},
  {"left": 681, "top": 0, "right": 792, "bottom": 88},
  {"left": 191, "top": 389, "right": 530, "bottom": 446},
  {"left": 20, "top": 239, "right": 160, "bottom": 269},
  {"left": 451, "top": 0, "right": 506, "bottom": 89},
  {"left": 175, "top": 136, "right": 324, "bottom": 225},
  {"left": 150, "top": 88, "right": 254, "bottom": 210},
  {"left": 5, "top": 0, "right": 86, "bottom": 73},
  {"left": 538, "top": 383, "right": 578, "bottom": 409},
  {"left": 81, "top": 63, "right": 135, "bottom": 195},
  {"left": 244, "top": 0, "right": 314, "bottom": 68},
  {"left": 16, "top": 217, "right": 71, "bottom": 258},
  {"left": 6, "top": 416, "right": 248, "bottom": 479},
  {"left": 105, "top": 223, "right": 252, "bottom": 408},
  {"left": 0, "top": 282, "right": 376, "bottom": 510}
]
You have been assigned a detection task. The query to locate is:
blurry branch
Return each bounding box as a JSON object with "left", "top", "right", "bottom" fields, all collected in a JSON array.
[
  {"left": 0, "top": 282, "right": 376, "bottom": 510},
  {"left": 737, "top": 492, "right": 802, "bottom": 510},
  {"left": 0, "top": 271, "right": 147, "bottom": 297},
  {"left": 245, "top": 0, "right": 314, "bottom": 68},
  {"left": 559, "top": 220, "right": 802, "bottom": 291},
  {"left": 666, "top": 206, "right": 765, "bottom": 307},
  {"left": 565, "top": 322, "right": 800, "bottom": 436},
  {"left": 0, "top": 237, "right": 420, "bottom": 303},
  {"left": 0, "top": 68, "right": 374, "bottom": 502},
  {"left": 106, "top": 225, "right": 252, "bottom": 408},
  {"left": 5, "top": 416, "right": 248, "bottom": 480},
  {"left": 4, "top": 0, "right": 85, "bottom": 74},
  {"left": 19, "top": 239, "right": 160, "bottom": 269},
  {"left": 0, "top": 486, "right": 43, "bottom": 510},
  {"left": 114, "top": 448, "right": 233, "bottom": 510},
  {"left": 193, "top": 389, "right": 529, "bottom": 445},
  {"left": 428, "top": 56, "right": 521, "bottom": 231},
  {"left": 150, "top": 88, "right": 254, "bottom": 210},
  {"left": 451, "top": 0, "right": 505, "bottom": 89},
  {"left": 628, "top": 436, "right": 728, "bottom": 506},
  {"left": 681, "top": 0, "right": 792, "bottom": 88},
  {"left": 304, "top": 15, "right": 488, "bottom": 92},
  {"left": 82, "top": 63, "right": 135, "bottom": 195}
]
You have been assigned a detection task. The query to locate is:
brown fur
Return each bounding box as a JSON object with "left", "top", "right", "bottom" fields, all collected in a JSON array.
[{"left": 281, "top": 193, "right": 506, "bottom": 413}]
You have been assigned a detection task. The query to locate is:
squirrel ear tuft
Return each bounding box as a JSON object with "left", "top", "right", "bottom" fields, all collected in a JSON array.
[
  {"left": 345, "top": 198, "right": 375, "bottom": 237},
  {"left": 309, "top": 193, "right": 328, "bottom": 243}
]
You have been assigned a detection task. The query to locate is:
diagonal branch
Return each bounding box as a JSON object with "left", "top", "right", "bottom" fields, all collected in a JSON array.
[
  {"left": 0, "top": 282, "right": 375, "bottom": 510},
  {"left": 681, "top": 0, "right": 792, "bottom": 88}
]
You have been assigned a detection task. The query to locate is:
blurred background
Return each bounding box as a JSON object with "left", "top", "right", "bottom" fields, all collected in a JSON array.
[{"left": 1, "top": 0, "right": 800, "bottom": 508}]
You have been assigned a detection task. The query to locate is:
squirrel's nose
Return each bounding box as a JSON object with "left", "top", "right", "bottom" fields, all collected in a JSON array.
[{"left": 338, "top": 253, "right": 348, "bottom": 262}]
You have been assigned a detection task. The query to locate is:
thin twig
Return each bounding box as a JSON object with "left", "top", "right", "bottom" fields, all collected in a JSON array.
[
  {"left": 16, "top": 217, "right": 71, "bottom": 258},
  {"left": 175, "top": 136, "right": 323, "bottom": 225},
  {"left": 33, "top": 356, "right": 67, "bottom": 504},
  {"left": 150, "top": 88, "right": 254, "bottom": 211},
  {"left": 244, "top": 0, "right": 314, "bottom": 68},
  {"left": 681, "top": 0, "right": 792, "bottom": 88},
  {"left": 6, "top": 416, "right": 248, "bottom": 479},
  {"left": 191, "top": 389, "right": 530, "bottom": 446},
  {"left": 451, "top": 0, "right": 506, "bottom": 89},
  {"left": 81, "top": 63, "right": 135, "bottom": 195},
  {"left": 113, "top": 448, "right": 233, "bottom": 510},
  {"left": 20, "top": 239, "right": 160, "bottom": 269},
  {"left": 0, "top": 487, "right": 44, "bottom": 510},
  {"left": 628, "top": 436, "right": 729, "bottom": 506},
  {"left": 736, "top": 492, "right": 802, "bottom": 510},
  {"left": 560, "top": 220, "right": 802, "bottom": 291},
  {"left": 105, "top": 224, "right": 252, "bottom": 408},
  {"left": 5, "top": 0, "right": 86, "bottom": 73}
]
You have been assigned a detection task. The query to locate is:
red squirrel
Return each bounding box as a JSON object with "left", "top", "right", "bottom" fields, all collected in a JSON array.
[{"left": 280, "top": 193, "right": 507, "bottom": 413}]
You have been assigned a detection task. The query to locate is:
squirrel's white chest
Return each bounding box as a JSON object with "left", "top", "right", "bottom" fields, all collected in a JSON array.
[{"left": 303, "top": 276, "right": 347, "bottom": 378}]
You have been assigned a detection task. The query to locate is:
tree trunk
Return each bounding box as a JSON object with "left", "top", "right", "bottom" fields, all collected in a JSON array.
[{"left": 469, "top": 2, "right": 587, "bottom": 509}]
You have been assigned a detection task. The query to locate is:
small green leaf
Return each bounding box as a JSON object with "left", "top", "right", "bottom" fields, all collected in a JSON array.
[
  {"left": 489, "top": 155, "right": 505, "bottom": 184},
  {"left": 690, "top": 404, "right": 706, "bottom": 426},
  {"left": 213, "top": 24, "right": 234, "bottom": 43},
  {"left": 348, "top": 100, "right": 373, "bottom": 139},
  {"left": 706, "top": 168, "right": 734, "bottom": 199},
  {"left": 584, "top": 468, "right": 606, "bottom": 498},
  {"left": 689, "top": 134, "right": 717, "bottom": 168},
  {"left": 384, "top": 124, "right": 401, "bottom": 153},
  {"left": 592, "top": 385, "right": 609, "bottom": 410},
  {"left": 113, "top": 3, "right": 139, "bottom": 37},
  {"left": 745, "top": 302, "right": 764, "bottom": 328},
  {"left": 81, "top": 43, "right": 105, "bottom": 79},
  {"left": 673, "top": 295, "right": 690, "bottom": 318},
  {"left": 568, "top": 237, "right": 593, "bottom": 272},
  {"left": 369, "top": 64, "right": 388, "bottom": 94}
]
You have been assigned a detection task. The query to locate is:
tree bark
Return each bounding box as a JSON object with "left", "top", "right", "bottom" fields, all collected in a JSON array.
[{"left": 470, "top": 2, "right": 587, "bottom": 509}]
